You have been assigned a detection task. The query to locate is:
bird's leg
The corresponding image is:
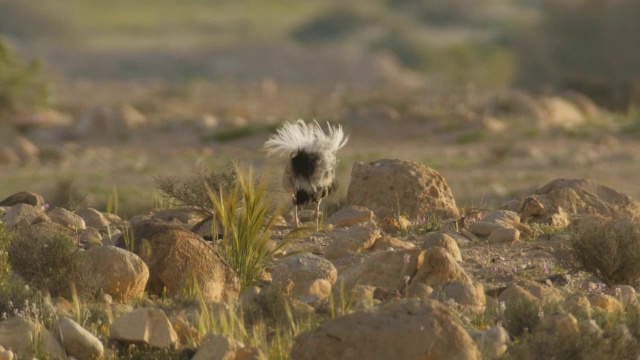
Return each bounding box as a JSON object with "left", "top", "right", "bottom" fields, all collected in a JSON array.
[
  {"left": 315, "top": 199, "right": 322, "bottom": 230},
  {"left": 294, "top": 204, "right": 301, "bottom": 227}
]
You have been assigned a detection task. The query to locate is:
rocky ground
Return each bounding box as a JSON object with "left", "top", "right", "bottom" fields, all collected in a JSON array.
[{"left": 2, "top": 82, "right": 640, "bottom": 359}]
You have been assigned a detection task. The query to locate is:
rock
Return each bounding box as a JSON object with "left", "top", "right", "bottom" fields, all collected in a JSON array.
[
  {"left": 534, "top": 312, "right": 579, "bottom": 338},
  {"left": 498, "top": 284, "right": 540, "bottom": 306},
  {"left": 378, "top": 216, "right": 411, "bottom": 233},
  {"left": 413, "top": 247, "right": 472, "bottom": 287},
  {"left": 76, "top": 208, "right": 110, "bottom": 231},
  {"left": 83, "top": 246, "right": 149, "bottom": 300},
  {"left": 346, "top": 159, "right": 459, "bottom": 219},
  {"left": 470, "top": 325, "right": 510, "bottom": 358},
  {"left": 120, "top": 222, "right": 239, "bottom": 301},
  {"left": 53, "top": 317, "right": 104, "bottom": 360},
  {"left": 429, "top": 281, "right": 485, "bottom": 311},
  {"left": 468, "top": 210, "right": 520, "bottom": 237},
  {"left": 326, "top": 205, "right": 374, "bottom": 228},
  {"left": 0, "top": 191, "right": 45, "bottom": 208},
  {"left": 0, "top": 349, "right": 14, "bottom": 360},
  {"left": 487, "top": 227, "right": 520, "bottom": 243},
  {"left": 291, "top": 299, "right": 480, "bottom": 360},
  {"left": 338, "top": 249, "right": 424, "bottom": 293},
  {"left": 406, "top": 283, "right": 434, "bottom": 300},
  {"left": 589, "top": 293, "right": 623, "bottom": 313},
  {"left": 502, "top": 178, "right": 640, "bottom": 223},
  {"left": 75, "top": 104, "right": 147, "bottom": 140},
  {"left": 371, "top": 236, "right": 415, "bottom": 251},
  {"left": 131, "top": 207, "right": 206, "bottom": 227},
  {"left": 565, "top": 295, "right": 592, "bottom": 318},
  {"left": 270, "top": 253, "right": 337, "bottom": 305},
  {"left": 48, "top": 207, "right": 86, "bottom": 231},
  {"left": 2, "top": 203, "right": 49, "bottom": 229},
  {"left": 580, "top": 319, "right": 603, "bottom": 336},
  {"left": 607, "top": 285, "right": 637, "bottom": 306},
  {"left": 110, "top": 307, "right": 178, "bottom": 347},
  {"left": 482, "top": 90, "right": 546, "bottom": 125},
  {"left": 0, "top": 317, "right": 66, "bottom": 359},
  {"left": 421, "top": 233, "right": 461, "bottom": 261},
  {"left": 192, "top": 334, "right": 236, "bottom": 360},
  {"left": 539, "top": 96, "right": 585, "bottom": 129},
  {"left": 325, "top": 222, "right": 380, "bottom": 259}
]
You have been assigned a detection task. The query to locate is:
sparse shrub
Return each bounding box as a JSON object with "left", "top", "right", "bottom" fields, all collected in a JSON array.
[
  {"left": 0, "top": 36, "right": 51, "bottom": 118},
  {"left": 565, "top": 219, "right": 640, "bottom": 287},
  {"left": 0, "top": 223, "right": 10, "bottom": 282},
  {"left": 208, "top": 167, "right": 293, "bottom": 291},
  {"left": 7, "top": 225, "right": 83, "bottom": 298},
  {"left": 502, "top": 298, "right": 543, "bottom": 338},
  {"left": 155, "top": 163, "right": 237, "bottom": 214}
]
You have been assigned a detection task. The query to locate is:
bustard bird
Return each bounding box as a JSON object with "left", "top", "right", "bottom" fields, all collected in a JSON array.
[{"left": 264, "top": 120, "right": 349, "bottom": 227}]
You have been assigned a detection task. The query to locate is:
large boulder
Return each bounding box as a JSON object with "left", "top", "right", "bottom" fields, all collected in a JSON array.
[
  {"left": 346, "top": 159, "right": 458, "bottom": 219},
  {"left": 270, "top": 253, "right": 337, "bottom": 305},
  {"left": 82, "top": 246, "right": 149, "bottom": 300},
  {"left": 119, "top": 222, "right": 239, "bottom": 301},
  {"left": 503, "top": 178, "right": 640, "bottom": 224},
  {"left": 2, "top": 203, "right": 49, "bottom": 229},
  {"left": 291, "top": 299, "right": 480, "bottom": 360}
]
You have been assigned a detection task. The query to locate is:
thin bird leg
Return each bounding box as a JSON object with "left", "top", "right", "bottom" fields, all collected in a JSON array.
[
  {"left": 294, "top": 204, "right": 301, "bottom": 227},
  {"left": 315, "top": 199, "right": 322, "bottom": 230}
]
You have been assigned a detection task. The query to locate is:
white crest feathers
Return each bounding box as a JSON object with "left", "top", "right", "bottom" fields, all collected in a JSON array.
[{"left": 263, "top": 119, "right": 348, "bottom": 156}]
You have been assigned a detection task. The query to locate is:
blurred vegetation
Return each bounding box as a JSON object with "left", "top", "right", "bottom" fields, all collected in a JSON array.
[
  {"left": 0, "top": 36, "right": 51, "bottom": 117},
  {"left": 0, "top": 0, "right": 638, "bottom": 97}
]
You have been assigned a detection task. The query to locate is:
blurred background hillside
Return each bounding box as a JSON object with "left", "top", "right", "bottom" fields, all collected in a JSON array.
[{"left": 0, "top": 0, "right": 638, "bottom": 105}]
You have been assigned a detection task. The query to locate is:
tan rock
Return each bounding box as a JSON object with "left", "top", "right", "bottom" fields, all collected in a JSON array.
[
  {"left": 589, "top": 293, "right": 623, "bottom": 313},
  {"left": 325, "top": 222, "right": 380, "bottom": 258},
  {"left": 0, "top": 191, "right": 45, "bottom": 208},
  {"left": 503, "top": 178, "right": 640, "bottom": 223},
  {"left": 270, "top": 253, "right": 337, "bottom": 305},
  {"left": 346, "top": 159, "right": 459, "bottom": 219},
  {"left": 170, "top": 314, "right": 199, "bottom": 345},
  {"left": 498, "top": 284, "right": 540, "bottom": 306},
  {"left": 534, "top": 312, "right": 579, "bottom": 340},
  {"left": 488, "top": 228, "right": 520, "bottom": 243},
  {"left": 0, "top": 317, "right": 66, "bottom": 359},
  {"left": 236, "top": 346, "right": 267, "bottom": 360},
  {"left": 470, "top": 325, "right": 510, "bottom": 358},
  {"left": 565, "top": 295, "right": 592, "bottom": 318},
  {"left": 326, "top": 205, "right": 374, "bottom": 227},
  {"left": 83, "top": 246, "right": 149, "bottom": 300},
  {"left": 53, "top": 317, "right": 104, "bottom": 360},
  {"left": 109, "top": 307, "right": 178, "bottom": 347},
  {"left": 430, "top": 281, "right": 485, "bottom": 311},
  {"left": 291, "top": 299, "right": 480, "bottom": 360},
  {"left": 122, "top": 222, "right": 239, "bottom": 301},
  {"left": 421, "top": 233, "right": 461, "bottom": 261},
  {"left": 371, "top": 236, "right": 415, "bottom": 251},
  {"left": 76, "top": 208, "right": 110, "bottom": 231},
  {"left": 413, "top": 247, "right": 472, "bottom": 287},
  {"left": 406, "top": 283, "right": 434, "bottom": 301},
  {"left": 2, "top": 203, "right": 49, "bottom": 229},
  {"left": 338, "top": 249, "right": 424, "bottom": 293},
  {"left": 607, "top": 285, "right": 637, "bottom": 306},
  {"left": 539, "top": 96, "right": 585, "bottom": 129},
  {"left": 48, "top": 207, "right": 86, "bottom": 231}
]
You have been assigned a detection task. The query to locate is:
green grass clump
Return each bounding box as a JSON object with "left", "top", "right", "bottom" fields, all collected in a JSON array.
[{"left": 208, "top": 167, "right": 291, "bottom": 291}]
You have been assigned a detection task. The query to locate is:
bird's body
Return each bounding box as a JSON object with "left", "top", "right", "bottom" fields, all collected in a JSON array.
[{"left": 264, "top": 120, "right": 348, "bottom": 226}]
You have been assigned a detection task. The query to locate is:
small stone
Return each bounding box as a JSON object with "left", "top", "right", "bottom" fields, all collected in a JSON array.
[
  {"left": 0, "top": 191, "right": 45, "bottom": 208},
  {"left": 109, "top": 307, "right": 178, "bottom": 347},
  {"left": 488, "top": 228, "right": 520, "bottom": 243},
  {"left": 48, "top": 207, "right": 86, "bottom": 231},
  {"left": 326, "top": 205, "right": 374, "bottom": 227},
  {"left": 589, "top": 293, "right": 623, "bottom": 313}
]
